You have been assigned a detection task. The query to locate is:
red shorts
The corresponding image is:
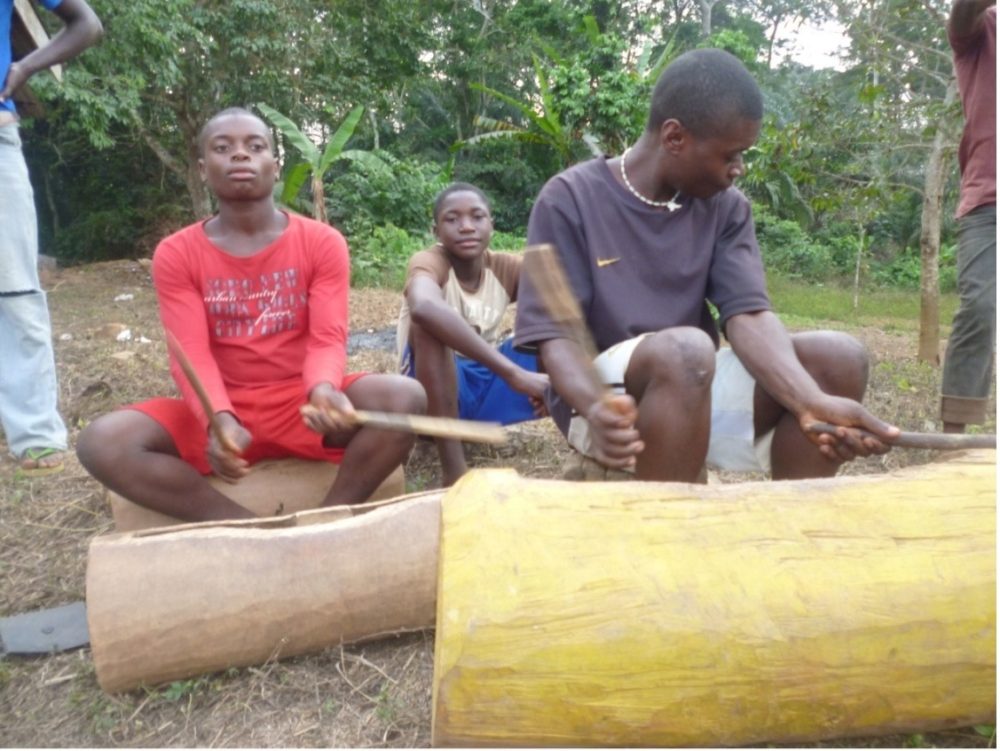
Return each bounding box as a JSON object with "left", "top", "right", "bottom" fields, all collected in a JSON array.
[{"left": 127, "top": 374, "right": 368, "bottom": 475}]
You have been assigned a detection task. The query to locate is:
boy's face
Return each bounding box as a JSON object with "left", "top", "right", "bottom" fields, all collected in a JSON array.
[
  {"left": 433, "top": 190, "right": 493, "bottom": 262},
  {"left": 668, "top": 117, "right": 760, "bottom": 200},
  {"left": 198, "top": 113, "right": 278, "bottom": 202}
]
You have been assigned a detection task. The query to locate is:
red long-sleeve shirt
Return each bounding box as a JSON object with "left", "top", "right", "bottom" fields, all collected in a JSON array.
[{"left": 152, "top": 212, "right": 349, "bottom": 429}]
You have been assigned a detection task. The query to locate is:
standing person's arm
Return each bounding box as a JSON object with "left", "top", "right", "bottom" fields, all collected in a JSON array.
[
  {"left": 725, "top": 311, "right": 899, "bottom": 461},
  {"left": 950, "top": 0, "right": 996, "bottom": 40},
  {"left": 0, "top": 0, "right": 103, "bottom": 103}
]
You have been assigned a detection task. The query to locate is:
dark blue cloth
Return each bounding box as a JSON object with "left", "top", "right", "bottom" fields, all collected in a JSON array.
[{"left": 402, "top": 338, "right": 541, "bottom": 425}]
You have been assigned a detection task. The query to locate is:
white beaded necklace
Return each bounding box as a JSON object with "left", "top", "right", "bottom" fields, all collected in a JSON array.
[{"left": 619, "top": 147, "right": 682, "bottom": 212}]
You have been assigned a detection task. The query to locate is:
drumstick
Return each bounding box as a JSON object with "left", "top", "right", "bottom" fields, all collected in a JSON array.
[
  {"left": 163, "top": 329, "right": 242, "bottom": 455},
  {"left": 807, "top": 422, "right": 996, "bottom": 451},
  {"left": 299, "top": 404, "right": 507, "bottom": 444},
  {"left": 522, "top": 243, "right": 605, "bottom": 394}
]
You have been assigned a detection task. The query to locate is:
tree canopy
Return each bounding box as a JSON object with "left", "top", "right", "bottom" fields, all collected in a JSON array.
[{"left": 23, "top": 0, "right": 962, "bottom": 309}]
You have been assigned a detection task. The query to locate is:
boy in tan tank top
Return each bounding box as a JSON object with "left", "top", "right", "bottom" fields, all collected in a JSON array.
[{"left": 398, "top": 183, "right": 548, "bottom": 485}]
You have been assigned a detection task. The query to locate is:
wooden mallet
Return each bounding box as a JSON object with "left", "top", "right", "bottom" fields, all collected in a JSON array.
[
  {"left": 299, "top": 405, "right": 507, "bottom": 444},
  {"left": 521, "top": 243, "right": 604, "bottom": 394},
  {"left": 807, "top": 422, "right": 995, "bottom": 451},
  {"left": 164, "top": 330, "right": 243, "bottom": 455}
]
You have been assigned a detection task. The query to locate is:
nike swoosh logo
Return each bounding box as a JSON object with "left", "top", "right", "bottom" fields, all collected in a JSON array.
[{"left": 596, "top": 257, "right": 621, "bottom": 268}]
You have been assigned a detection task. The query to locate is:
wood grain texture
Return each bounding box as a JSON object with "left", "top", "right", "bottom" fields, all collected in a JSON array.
[
  {"left": 107, "top": 458, "right": 406, "bottom": 532},
  {"left": 299, "top": 404, "right": 507, "bottom": 443},
  {"left": 88, "top": 490, "right": 442, "bottom": 693},
  {"left": 432, "top": 451, "right": 996, "bottom": 747}
]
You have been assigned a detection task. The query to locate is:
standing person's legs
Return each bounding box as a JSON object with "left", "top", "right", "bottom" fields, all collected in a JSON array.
[
  {"left": 941, "top": 204, "right": 996, "bottom": 432},
  {"left": 0, "top": 123, "right": 67, "bottom": 464}
]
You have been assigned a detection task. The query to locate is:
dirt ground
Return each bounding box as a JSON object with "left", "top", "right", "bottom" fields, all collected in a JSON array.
[{"left": 0, "top": 259, "right": 994, "bottom": 748}]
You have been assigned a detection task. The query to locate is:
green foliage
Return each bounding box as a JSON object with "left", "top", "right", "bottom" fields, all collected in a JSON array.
[
  {"left": 451, "top": 138, "right": 547, "bottom": 231},
  {"left": 464, "top": 51, "right": 596, "bottom": 169},
  {"left": 159, "top": 678, "right": 208, "bottom": 702},
  {"left": 258, "top": 103, "right": 371, "bottom": 222},
  {"left": 754, "top": 208, "right": 835, "bottom": 281},
  {"left": 330, "top": 151, "right": 450, "bottom": 238},
  {"left": 349, "top": 223, "right": 428, "bottom": 289},
  {"left": 18, "top": 0, "right": 967, "bottom": 302},
  {"left": 489, "top": 230, "right": 529, "bottom": 251},
  {"left": 702, "top": 27, "right": 763, "bottom": 69},
  {"left": 973, "top": 724, "right": 995, "bottom": 740},
  {"left": 871, "top": 242, "right": 957, "bottom": 292}
]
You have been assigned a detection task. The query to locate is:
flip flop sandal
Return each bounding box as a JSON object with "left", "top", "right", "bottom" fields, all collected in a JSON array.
[{"left": 18, "top": 447, "right": 66, "bottom": 477}]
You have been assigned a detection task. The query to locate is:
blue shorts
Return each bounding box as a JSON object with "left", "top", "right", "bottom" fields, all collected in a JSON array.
[{"left": 402, "top": 338, "right": 541, "bottom": 425}]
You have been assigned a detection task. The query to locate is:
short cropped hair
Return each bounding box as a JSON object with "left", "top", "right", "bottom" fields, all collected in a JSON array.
[
  {"left": 432, "top": 182, "right": 492, "bottom": 222},
  {"left": 197, "top": 107, "right": 274, "bottom": 155},
  {"left": 646, "top": 49, "right": 763, "bottom": 136}
]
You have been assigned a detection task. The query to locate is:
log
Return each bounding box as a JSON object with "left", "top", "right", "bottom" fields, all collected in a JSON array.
[
  {"left": 87, "top": 489, "right": 442, "bottom": 693},
  {"left": 107, "top": 458, "right": 405, "bottom": 532},
  {"left": 432, "top": 451, "right": 997, "bottom": 747}
]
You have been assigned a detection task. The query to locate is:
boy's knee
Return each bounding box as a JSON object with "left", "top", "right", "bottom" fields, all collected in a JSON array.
[
  {"left": 640, "top": 327, "right": 716, "bottom": 388},
  {"left": 381, "top": 375, "right": 428, "bottom": 415},
  {"left": 796, "top": 331, "right": 869, "bottom": 394},
  {"left": 76, "top": 415, "right": 121, "bottom": 473}
]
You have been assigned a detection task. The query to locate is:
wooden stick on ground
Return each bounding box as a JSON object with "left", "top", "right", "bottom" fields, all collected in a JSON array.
[
  {"left": 163, "top": 330, "right": 242, "bottom": 454},
  {"left": 299, "top": 405, "right": 507, "bottom": 444},
  {"left": 807, "top": 422, "right": 996, "bottom": 451}
]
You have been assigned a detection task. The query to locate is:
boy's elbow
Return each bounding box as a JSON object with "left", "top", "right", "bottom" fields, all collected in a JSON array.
[
  {"left": 86, "top": 12, "right": 104, "bottom": 44},
  {"left": 409, "top": 300, "right": 434, "bottom": 327},
  {"left": 72, "top": 3, "right": 104, "bottom": 45}
]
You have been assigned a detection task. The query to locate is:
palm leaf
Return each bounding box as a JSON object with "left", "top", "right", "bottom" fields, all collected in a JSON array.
[
  {"left": 257, "top": 103, "right": 320, "bottom": 167},
  {"left": 318, "top": 105, "right": 365, "bottom": 174},
  {"left": 279, "top": 161, "right": 311, "bottom": 206}
]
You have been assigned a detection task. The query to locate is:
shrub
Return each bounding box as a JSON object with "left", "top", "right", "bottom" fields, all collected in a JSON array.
[
  {"left": 754, "top": 208, "right": 834, "bottom": 281},
  {"left": 328, "top": 152, "right": 448, "bottom": 239},
  {"left": 489, "top": 230, "right": 528, "bottom": 251},
  {"left": 870, "top": 242, "right": 958, "bottom": 292},
  {"left": 348, "top": 223, "right": 430, "bottom": 289}
]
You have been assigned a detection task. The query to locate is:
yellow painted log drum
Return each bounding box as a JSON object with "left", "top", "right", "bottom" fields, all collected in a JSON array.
[
  {"left": 432, "top": 451, "right": 996, "bottom": 747},
  {"left": 87, "top": 490, "right": 441, "bottom": 693}
]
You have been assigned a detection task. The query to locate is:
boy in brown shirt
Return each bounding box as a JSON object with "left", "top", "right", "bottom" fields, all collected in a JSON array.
[{"left": 398, "top": 183, "right": 548, "bottom": 485}]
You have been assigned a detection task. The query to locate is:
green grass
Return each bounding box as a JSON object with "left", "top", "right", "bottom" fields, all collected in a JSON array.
[{"left": 767, "top": 273, "right": 959, "bottom": 332}]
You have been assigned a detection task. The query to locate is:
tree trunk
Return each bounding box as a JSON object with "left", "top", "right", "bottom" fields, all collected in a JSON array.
[
  {"left": 853, "top": 220, "right": 865, "bottom": 310},
  {"left": 917, "top": 77, "right": 959, "bottom": 364},
  {"left": 698, "top": 0, "right": 719, "bottom": 37},
  {"left": 433, "top": 461, "right": 996, "bottom": 747},
  {"left": 184, "top": 159, "right": 213, "bottom": 219},
  {"left": 311, "top": 174, "right": 327, "bottom": 223}
]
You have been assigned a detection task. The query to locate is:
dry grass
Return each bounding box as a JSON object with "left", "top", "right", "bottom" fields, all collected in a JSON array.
[{"left": 0, "top": 260, "right": 993, "bottom": 748}]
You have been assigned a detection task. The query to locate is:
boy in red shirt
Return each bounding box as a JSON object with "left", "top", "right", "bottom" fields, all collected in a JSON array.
[{"left": 76, "top": 108, "right": 426, "bottom": 521}]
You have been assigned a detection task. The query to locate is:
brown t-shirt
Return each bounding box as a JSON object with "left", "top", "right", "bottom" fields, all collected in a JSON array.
[
  {"left": 950, "top": 5, "right": 996, "bottom": 217},
  {"left": 397, "top": 244, "right": 522, "bottom": 367},
  {"left": 514, "top": 157, "right": 771, "bottom": 432}
]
